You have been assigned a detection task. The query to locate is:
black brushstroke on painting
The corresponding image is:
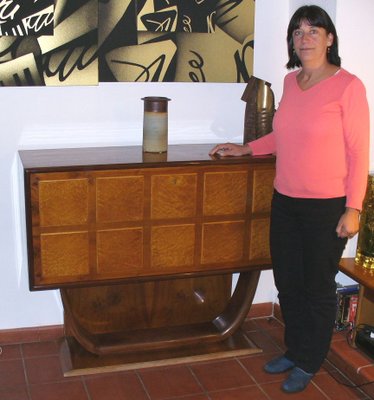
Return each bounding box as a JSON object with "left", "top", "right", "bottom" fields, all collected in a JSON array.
[{"left": 0, "top": 0, "right": 54, "bottom": 36}]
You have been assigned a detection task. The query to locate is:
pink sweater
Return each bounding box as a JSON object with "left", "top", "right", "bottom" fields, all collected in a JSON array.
[{"left": 249, "top": 69, "right": 370, "bottom": 210}]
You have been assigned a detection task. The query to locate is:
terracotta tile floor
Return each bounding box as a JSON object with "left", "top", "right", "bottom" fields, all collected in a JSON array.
[{"left": 0, "top": 317, "right": 372, "bottom": 400}]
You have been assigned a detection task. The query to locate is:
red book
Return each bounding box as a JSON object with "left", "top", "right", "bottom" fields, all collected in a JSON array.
[{"left": 348, "top": 294, "right": 358, "bottom": 324}]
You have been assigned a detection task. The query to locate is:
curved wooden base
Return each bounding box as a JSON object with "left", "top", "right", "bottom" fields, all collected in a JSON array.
[
  {"left": 60, "top": 328, "right": 261, "bottom": 376},
  {"left": 60, "top": 271, "right": 262, "bottom": 374}
]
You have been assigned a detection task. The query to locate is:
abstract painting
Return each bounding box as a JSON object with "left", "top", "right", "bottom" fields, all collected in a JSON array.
[
  {"left": 0, "top": 0, "right": 255, "bottom": 86},
  {"left": 0, "top": 0, "right": 98, "bottom": 86},
  {"left": 0, "top": 0, "right": 54, "bottom": 36}
]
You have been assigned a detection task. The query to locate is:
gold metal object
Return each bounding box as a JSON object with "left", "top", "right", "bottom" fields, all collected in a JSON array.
[
  {"left": 241, "top": 76, "right": 275, "bottom": 143},
  {"left": 355, "top": 174, "right": 374, "bottom": 269}
]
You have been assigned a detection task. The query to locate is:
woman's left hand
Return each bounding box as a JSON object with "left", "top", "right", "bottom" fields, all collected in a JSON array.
[
  {"left": 209, "top": 143, "right": 252, "bottom": 157},
  {"left": 336, "top": 208, "right": 360, "bottom": 239}
]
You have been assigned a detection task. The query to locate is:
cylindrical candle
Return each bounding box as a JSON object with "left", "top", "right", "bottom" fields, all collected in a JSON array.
[{"left": 142, "top": 97, "right": 170, "bottom": 153}]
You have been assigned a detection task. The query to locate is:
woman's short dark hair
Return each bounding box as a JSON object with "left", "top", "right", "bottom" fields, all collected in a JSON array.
[{"left": 286, "top": 5, "right": 341, "bottom": 69}]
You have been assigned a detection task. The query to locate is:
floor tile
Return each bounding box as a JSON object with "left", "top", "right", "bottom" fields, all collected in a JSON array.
[
  {"left": 22, "top": 341, "right": 60, "bottom": 358},
  {"left": 170, "top": 395, "right": 209, "bottom": 400},
  {"left": 85, "top": 372, "right": 148, "bottom": 400},
  {"left": 252, "top": 317, "right": 284, "bottom": 331},
  {"left": 29, "top": 381, "right": 87, "bottom": 400},
  {"left": 0, "top": 344, "right": 22, "bottom": 360},
  {"left": 330, "top": 339, "right": 373, "bottom": 370},
  {"left": 261, "top": 379, "right": 329, "bottom": 400},
  {"left": 241, "top": 319, "right": 258, "bottom": 332},
  {"left": 0, "top": 328, "right": 39, "bottom": 345},
  {"left": 0, "top": 386, "right": 29, "bottom": 400},
  {"left": 247, "top": 302, "right": 273, "bottom": 318},
  {"left": 138, "top": 365, "right": 203, "bottom": 399},
  {"left": 329, "top": 340, "right": 374, "bottom": 389},
  {"left": 190, "top": 359, "right": 255, "bottom": 392},
  {"left": 239, "top": 353, "right": 289, "bottom": 384},
  {"left": 264, "top": 326, "right": 286, "bottom": 351},
  {"left": 24, "top": 355, "right": 74, "bottom": 384},
  {"left": 361, "top": 383, "right": 374, "bottom": 400},
  {"left": 37, "top": 326, "right": 64, "bottom": 342},
  {"left": 0, "top": 359, "right": 27, "bottom": 390},
  {"left": 312, "top": 371, "right": 368, "bottom": 400},
  {"left": 245, "top": 330, "right": 282, "bottom": 354},
  {"left": 2, "top": 316, "right": 373, "bottom": 400},
  {"left": 331, "top": 329, "right": 350, "bottom": 342},
  {"left": 208, "top": 385, "right": 269, "bottom": 399}
]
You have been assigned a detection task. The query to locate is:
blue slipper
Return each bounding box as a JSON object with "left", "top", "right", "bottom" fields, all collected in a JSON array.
[
  {"left": 282, "top": 367, "right": 314, "bottom": 393},
  {"left": 264, "top": 355, "right": 295, "bottom": 374}
]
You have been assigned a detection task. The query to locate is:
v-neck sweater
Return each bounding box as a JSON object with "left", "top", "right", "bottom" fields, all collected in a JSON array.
[{"left": 249, "top": 68, "right": 370, "bottom": 210}]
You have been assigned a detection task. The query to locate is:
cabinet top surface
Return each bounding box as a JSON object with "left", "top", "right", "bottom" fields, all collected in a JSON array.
[
  {"left": 340, "top": 258, "right": 374, "bottom": 291},
  {"left": 19, "top": 144, "right": 274, "bottom": 171}
]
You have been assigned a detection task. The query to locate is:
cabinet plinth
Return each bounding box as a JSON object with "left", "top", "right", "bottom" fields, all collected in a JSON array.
[{"left": 20, "top": 144, "right": 275, "bottom": 374}]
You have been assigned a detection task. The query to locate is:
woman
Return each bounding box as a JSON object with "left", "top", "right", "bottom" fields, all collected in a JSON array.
[{"left": 210, "top": 5, "right": 370, "bottom": 394}]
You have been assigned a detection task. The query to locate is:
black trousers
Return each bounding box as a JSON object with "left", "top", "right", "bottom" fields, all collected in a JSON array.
[{"left": 270, "top": 190, "right": 347, "bottom": 373}]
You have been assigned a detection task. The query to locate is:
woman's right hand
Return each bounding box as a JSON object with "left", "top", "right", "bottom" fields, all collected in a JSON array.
[{"left": 209, "top": 143, "right": 252, "bottom": 157}]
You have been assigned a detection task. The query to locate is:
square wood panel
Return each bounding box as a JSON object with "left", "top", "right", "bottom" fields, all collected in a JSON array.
[
  {"left": 40, "top": 232, "right": 90, "bottom": 279},
  {"left": 201, "top": 221, "right": 245, "bottom": 264},
  {"left": 252, "top": 168, "right": 275, "bottom": 213},
  {"left": 97, "top": 228, "right": 144, "bottom": 275},
  {"left": 151, "top": 224, "right": 195, "bottom": 270},
  {"left": 203, "top": 171, "right": 248, "bottom": 216},
  {"left": 249, "top": 218, "right": 270, "bottom": 260},
  {"left": 38, "top": 179, "right": 89, "bottom": 227},
  {"left": 151, "top": 174, "right": 197, "bottom": 219},
  {"left": 96, "top": 176, "right": 144, "bottom": 222}
]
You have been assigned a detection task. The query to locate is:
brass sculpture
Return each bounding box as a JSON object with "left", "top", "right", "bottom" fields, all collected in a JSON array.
[
  {"left": 241, "top": 76, "right": 275, "bottom": 143},
  {"left": 355, "top": 174, "right": 374, "bottom": 270}
]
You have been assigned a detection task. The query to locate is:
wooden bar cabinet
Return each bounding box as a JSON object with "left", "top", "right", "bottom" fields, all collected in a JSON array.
[{"left": 19, "top": 144, "right": 275, "bottom": 375}]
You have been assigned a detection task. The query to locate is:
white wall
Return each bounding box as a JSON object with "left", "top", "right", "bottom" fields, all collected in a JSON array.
[
  {"left": 290, "top": 0, "right": 336, "bottom": 20},
  {"left": 1, "top": 0, "right": 373, "bottom": 329},
  {"left": 334, "top": 0, "right": 374, "bottom": 284}
]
